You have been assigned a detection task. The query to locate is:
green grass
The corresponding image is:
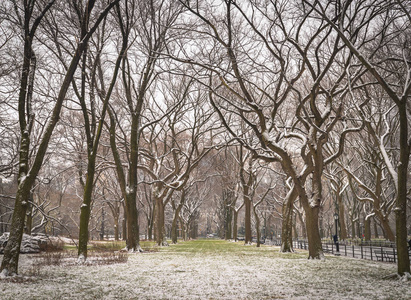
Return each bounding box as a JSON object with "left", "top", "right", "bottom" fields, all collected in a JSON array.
[
  {"left": 89, "top": 241, "right": 126, "bottom": 251},
  {"left": 160, "top": 239, "right": 307, "bottom": 259},
  {"left": 63, "top": 244, "right": 78, "bottom": 251},
  {"left": 62, "top": 239, "right": 306, "bottom": 259},
  {"left": 63, "top": 240, "right": 157, "bottom": 252}
]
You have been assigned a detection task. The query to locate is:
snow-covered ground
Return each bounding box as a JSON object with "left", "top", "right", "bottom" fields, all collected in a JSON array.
[{"left": 0, "top": 239, "right": 410, "bottom": 299}]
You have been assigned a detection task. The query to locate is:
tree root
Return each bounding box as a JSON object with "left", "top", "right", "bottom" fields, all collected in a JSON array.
[{"left": 383, "top": 272, "right": 411, "bottom": 281}]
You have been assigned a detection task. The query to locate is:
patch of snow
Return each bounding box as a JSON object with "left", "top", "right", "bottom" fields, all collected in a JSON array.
[
  {"left": 0, "top": 268, "right": 9, "bottom": 278},
  {"left": 126, "top": 186, "right": 134, "bottom": 195},
  {"left": 19, "top": 174, "right": 27, "bottom": 183},
  {"left": 1, "top": 241, "right": 410, "bottom": 299},
  {"left": 261, "top": 131, "right": 271, "bottom": 143},
  {"left": 401, "top": 272, "right": 411, "bottom": 282},
  {"left": 77, "top": 254, "right": 86, "bottom": 264}
]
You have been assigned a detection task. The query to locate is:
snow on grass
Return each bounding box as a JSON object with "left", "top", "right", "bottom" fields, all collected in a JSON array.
[{"left": 0, "top": 239, "right": 410, "bottom": 299}]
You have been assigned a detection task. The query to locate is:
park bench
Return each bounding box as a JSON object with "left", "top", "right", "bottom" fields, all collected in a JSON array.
[
  {"left": 384, "top": 250, "right": 396, "bottom": 262},
  {"left": 322, "top": 244, "right": 332, "bottom": 253},
  {"left": 374, "top": 250, "right": 384, "bottom": 261},
  {"left": 374, "top": 249, "right": 396, "bottom": 262}
]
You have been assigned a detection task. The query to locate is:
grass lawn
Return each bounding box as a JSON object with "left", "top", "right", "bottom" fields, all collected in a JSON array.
[{"left": 0, "top": 239, "right": 410, "bottom": 299}]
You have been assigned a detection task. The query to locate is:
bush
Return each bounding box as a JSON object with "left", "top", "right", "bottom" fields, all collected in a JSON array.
[
  {"left": 31, "top": 250, "right": 128, "bottom": 271},
  {"left": 89, "top": 241, "right": 126, "bottom": 252}
]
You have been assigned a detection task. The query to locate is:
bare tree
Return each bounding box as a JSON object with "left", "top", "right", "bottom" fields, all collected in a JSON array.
[
  {"left": 325, "top": 167, "right": 349, "bottom": 241},
  {"left": 0, "top": 0, "right": 120, "bottom": 276},
  {"left": 139, "top": 77, "right": 217, "bottom": 246},
  {"left": 74, "top": 1, "right": 129, "bottom": 262},
  {"left": 107, "top": 0, "right": 181, "bottom": 252},
  {"left": 305, "top": 0, "right": 411, "bottom": 275},
  {"left": 177, "top": 0, "right": 362, "bottom": 259}
]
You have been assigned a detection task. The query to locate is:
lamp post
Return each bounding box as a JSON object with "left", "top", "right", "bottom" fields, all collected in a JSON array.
[{"left": 333, "top": 213, "right": 340, "bottom": 256}]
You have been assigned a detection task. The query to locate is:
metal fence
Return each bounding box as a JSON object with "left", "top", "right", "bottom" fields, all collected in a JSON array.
[
  {"left": 292, "top": 239, "right": 411, "bottom": 263},
  {"left": 266, "top": 238, "right": 411, "bottom": 263}
]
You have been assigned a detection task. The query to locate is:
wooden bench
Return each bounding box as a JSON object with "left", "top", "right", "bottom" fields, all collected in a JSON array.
[
  {"left": 323, "top": 244, "right": 331, "bottom": 253},
  {"left": 374, "top": 249, "right": 396, "bottom": 262},
  {"left": 374, "top": 250, "right": 384, "bottom": 261},
  {"left": 384, "top": 250, "right": 396, "bottom": 262}
]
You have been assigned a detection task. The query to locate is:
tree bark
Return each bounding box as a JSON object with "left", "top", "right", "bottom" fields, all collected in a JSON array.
[
  {"left": 114, "top": 215, "right": 119, "bottom": 241},
  {"left": 244, "top": 195, "right": 252, "bottom": 244},
  {"left": 305, "top": 206, "right": 323, "bottom": 259},
  {"left": 375, "top": 212, "right": 395, "bottom": 242},
  {"left": 281, "top": 186, "right": 297, "bottom": 252},
  {"left": 281, "top": 201, "right": 293, "bottom": 252},
  {"left": 25, "top": 197, "right": 33, "bottom": 235},
  {"left": 78, "top": 154, "right": 96, "bottom": 260},
  {"left": 171, "top": 203, "right": 183, "bottom": 244},
  {"left": 364, "top": 217, "right": 371, "bottom": 241},
  {"left": 148, "top": 217, "right": 153, "bottom": 241},
  {"left": 155, "top": 195, "right": 168, "bottom": 246},
  {"left": 253, "top": 205, "right": 261, "bottom": 248},
  {"left": 232, "top": 203, "right": 244, "bottom": 242},
  {"left": 122, "top": 214, "right": 127, "bottom": 241},
  {"left": 125, "top": 191, "right": 141, "bottom": 251},
  {"left": 395, "top": 103, "right": 410, "bottom": 275},
  {"left": 373, "top": 217, "right": 379, "bottom": 239},
  {"left": 233, "top": 209, "right": 239, "bottom": 241},
  {"left": 338, "top": 197, "right": 348, "bottom": 240}
]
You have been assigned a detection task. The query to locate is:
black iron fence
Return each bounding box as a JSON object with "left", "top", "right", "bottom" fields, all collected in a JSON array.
[
  {"left": 292, "top": 239, "right": 411, "bottom": 263},
  {"left": 266, "top": 238, "right": 411, "bottom": 263}
]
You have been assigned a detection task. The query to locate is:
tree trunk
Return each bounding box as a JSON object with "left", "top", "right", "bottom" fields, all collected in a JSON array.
[
  {"left": 253, "top": 205, "right": 261, "bottom": 247},
  {"left": 357, "top": 221, "right": 362, "bottom": 239},
  {"left": 244, "top": 196, "right": 252, "bottom": 244},
  {"left": 179, "top": 216, "right": 186, "bottom": 240},
  {"left": 125, "top": 191, "right": 141, "bottom": 251},
  {"left": 302, "top": 152, "right": 324, "bottom": 259},
  {"left": 108, "top": 108, "right": 141, "bottom": 251},
  {"left": 148, "top": 217, "right": 153, "bottom": 240},
  {"left": 305, "top": 206, "right": 323, "bottom": 259},
  {"left": 114, "top": 216, "right": 119, "bottom": 241},
  {"left": 287, "top": 211, "right": 293, "bottom": 249},
  {"left": 295, "top": 208, "right": 306, "bottom": 240},
  {"left": 171, "top": 204, "right": 183, "bottom": 244},
  {"left": 364, "top": 217, "right": 371, "bottom": 241},
  {"left": 375, "top": 213, "right": 395, "bottom": 242},
  {"left": 122, "top": 215, "right": 127, "bottom": 241},
  {"left": 155, "top": 196, "right": 168, "bottom": 246},
  {"left": 338, "top": 196, "right": 347, "bottom": 240},
  {"left": 351, "top": 219, "right": 355, "bottom": 239},
  {"left": 224, "top": 203, "right": 232, "bottom": 240},
  {"left": 373, "top": 217, "right": 379, "bottom": 239},
  {"left": 396, "top": 104, "right": 410, "bottom": 275},
  {"left": 281, "top": 187, "right": 297, "bottom": 252},
  {"left": 78, "top": 155, "right": 96, "bottom": 260},
  {"left": 233, "top": 208, "right": 239, "bottom": 241},
  {"left": 292, "top": 213, "right": 298, "bottom": 240},
  {"left": 25, "top": 201, "right": 33, "bottom": 235},
  {"left": 0, "top": 181, "right": 32, "bottom": 275}
]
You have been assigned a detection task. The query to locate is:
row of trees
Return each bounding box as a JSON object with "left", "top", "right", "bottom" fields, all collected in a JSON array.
[{"left": 0, "top": 0, "right": 410, "bottom": 277}]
